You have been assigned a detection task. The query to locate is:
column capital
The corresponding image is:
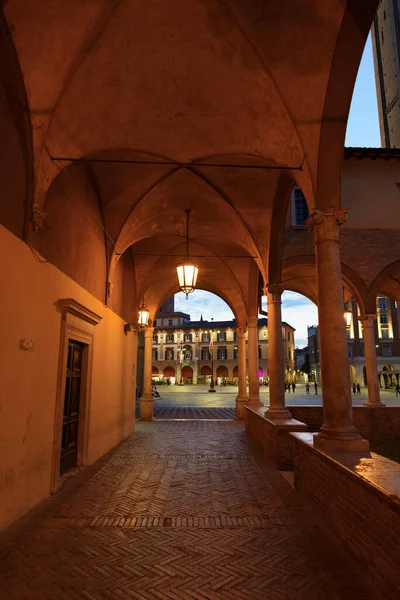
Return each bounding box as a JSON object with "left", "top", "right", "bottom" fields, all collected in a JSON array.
[
  {"left": 143, "top": 326, "right": 155, "bottom": 337},
  {"left": 236, "top": 327, "right": 247, "bottom": 337},
  {"left": 247, "top": 316, "right": 258, "bottom": 328},
  {"left": 358, "top": 314, "right": 377, "bottom": 326},
  {"left": 266, "top": 283, "right": 284, "bottom": 300},
  {"left": 306, "top": 208, "right": 348, "bottom": 243}
]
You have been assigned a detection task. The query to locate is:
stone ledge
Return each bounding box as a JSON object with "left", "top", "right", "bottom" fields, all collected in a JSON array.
[
  {"left": 291, "top": 432, "right": 400, "bottom": 506},
  {"left": 245, "top": 406, "right": 307, "bottom": 430}
]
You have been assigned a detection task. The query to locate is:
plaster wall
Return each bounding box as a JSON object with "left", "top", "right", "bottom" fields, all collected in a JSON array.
[
  {"left": 342, "top": 160, "right": 400, "bottom": 228},
  {"left": 0, "top": 225, "right": 135, "bottom": 531}
]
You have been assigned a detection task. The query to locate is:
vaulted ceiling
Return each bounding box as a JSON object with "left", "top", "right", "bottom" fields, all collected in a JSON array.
[{"left": 0, "top": 0, "right": 379, "bottom": 319}]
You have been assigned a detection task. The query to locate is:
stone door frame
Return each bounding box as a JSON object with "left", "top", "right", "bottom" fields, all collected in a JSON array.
[{"left": 51, "top": 298, "right": 102, "bottom": 493}]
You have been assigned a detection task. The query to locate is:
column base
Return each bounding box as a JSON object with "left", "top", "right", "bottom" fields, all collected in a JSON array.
[
  {"left": 265, "top": 407, "right": 292, "bottom": 420},
  {"left": 364, "top": 401, "right": 386, "bottom": 408},
  {"left": 140, "top": 395, "right": 154, "bottom": 421},
  {"left": 247, "top": 398, "right": 263, "bottom": 408},
  {"left": 236, "top": 395, "right": 249, "bottom": 420},
  {"left": 313, "top": 428, "right": 369, "bottom": 452}
]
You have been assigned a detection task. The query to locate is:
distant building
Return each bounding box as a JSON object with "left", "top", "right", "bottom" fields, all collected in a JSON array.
[
  {"left": 307, "top": 294, "right": 400, "bottom": 388},
  {"left": 372, "top": 1, "right": 400, "bottom": 147},
  {"left": 152, "top": 297, "right": 296, "bottom": 384}
]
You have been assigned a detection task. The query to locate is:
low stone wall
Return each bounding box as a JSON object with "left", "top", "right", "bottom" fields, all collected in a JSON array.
[
  {"left": 245, "top": 407, "right": 307, "bottom": 470},
  {"left": 290, "top": 405, "right": 400, "bottom": 439},
  {"left": 292, "top": 433, "right": 400, "bottom": 598}
]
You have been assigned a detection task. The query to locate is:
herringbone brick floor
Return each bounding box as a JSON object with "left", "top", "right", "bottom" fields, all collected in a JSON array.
[{"left": 0, "top": 421, "right": 382, "bottom": 599}]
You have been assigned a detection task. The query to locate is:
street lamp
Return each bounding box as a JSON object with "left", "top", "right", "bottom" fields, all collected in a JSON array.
[{"left": 176, "top": 209, "right": 199, "bottom": 299}]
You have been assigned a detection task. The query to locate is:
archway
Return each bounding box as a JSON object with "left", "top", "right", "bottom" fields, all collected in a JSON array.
[
  {"left": 181, "top": 365, "right": 193, "bottom": 384},
  {"left": 152, "top": 366, "right": 159, "bottom": 375},
  {"left": 201, "top": 366, "right": 212, "bottom": 376}
]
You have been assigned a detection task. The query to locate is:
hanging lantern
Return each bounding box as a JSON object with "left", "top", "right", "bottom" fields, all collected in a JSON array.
[
  {"left": 177, "top": 208, "right": 199, "bottom": 299},
  {"left": 176, "top": 263, "right": 199, "bottom": 299},
  {"left": 344, "top": 308, "right": 352, "bottom": 328},
  {"left": 138, "top": 302, "right": 150, "bottom": 326}
]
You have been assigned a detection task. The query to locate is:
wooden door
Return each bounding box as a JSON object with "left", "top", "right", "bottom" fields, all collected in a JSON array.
[{"left": 60, "top": 341, "right": 83, "bottom": 476}]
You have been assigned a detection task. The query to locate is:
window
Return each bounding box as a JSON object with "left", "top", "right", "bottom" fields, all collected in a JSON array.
[
  {"left": 348, "top": 345, "right": 353, "bottom": 359},
  {"left": 152, "top": 349, "right": 158, "bottom": 361},
  {"left": 382, "top": 345, "right": 392, "bottom": 357},
  {"left": 165, "top": 348, "right": 174, "bottom": 360},
  {"left": 166, "top": 333, "right": 174, "bottom": 343},
  {"left": 201, "top": 347, "right": 211, "bottom": 360},
  {"left": 380, "top": 313, "right": 388, "bottom": 324},
  {"left": 153, "top": 320, "right": 157, "bottom": 327},
  {"left": 168, "top": 319, "right": 173, "bottom": 326},
  {"left": 288, "top": 350, "right": 291, "bottom": 360},
  {"left": 233, "top": 347, "right": 238, "bottom": 360},
  {"left": 294, "top": 188, "right": 309, "bottom": 225},
  {"left": 233, "top": 331, "right": 238, "bottom": 341},
  {"left": 218, "top": 332, "right": 226, "bottom": 342},
  {"left": 287, "top": 331, "right": 290, "bottom": 341},
  {"left": 217, "top": 347, "right": 227, "bottom": 360},
  {"left": 185, "top": 333, "right": 192, "bottom": 342},
  {"left": 258, "top": 346, "right": 262, "bottom": 359},
  {"left": 381, "top": 328, "right": 389, "bottom": 339},
  {"left": 152, "top": 335, "right": 158, "bottom": 344},
  {"left": 202, "top": 332, "right": 209, "bottom": 343},
  {"left": 378, "top": 297, "right": 387, "bottom": 309}
]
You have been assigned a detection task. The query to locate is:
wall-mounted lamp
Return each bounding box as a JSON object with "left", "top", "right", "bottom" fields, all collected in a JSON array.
[{"left": 344, "top": 307, "right": 352, "bottom": 328}]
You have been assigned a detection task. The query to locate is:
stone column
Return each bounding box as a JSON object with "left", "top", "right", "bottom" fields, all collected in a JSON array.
[
  {"left": 307, "top": 209, "right": 368, "bottom": 451},
  {"left": 236, "top": 327, "right": 248, "bottom": 419},
  {"left": 140, "top": 326, "right": 154, "bottom": 420},
  {"left": 265, "top": 285, "right": 292, "bottom": 419},
  {"left": 247, "top": 317, "right": 262, "bottom": 406},
  {"left": 360, "top": 314, "right": 385, "bottom": 407}
]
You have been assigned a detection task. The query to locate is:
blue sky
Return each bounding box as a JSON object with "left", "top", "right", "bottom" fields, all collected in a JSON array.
[{"left": 176, "top": 34, "right": 380, "bottom": 348}]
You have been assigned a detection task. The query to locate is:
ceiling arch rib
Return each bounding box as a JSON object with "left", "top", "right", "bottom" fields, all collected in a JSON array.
[{"left": 110, "top": 166, "right": 265, "bottom": 279}]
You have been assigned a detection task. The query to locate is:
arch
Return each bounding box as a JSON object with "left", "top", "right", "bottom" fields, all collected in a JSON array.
[
  {"left": 281, "top": 255, "right": 370, "bottom": 315},
  {"left": 0, "top": 11, "right": 34, "bottom": 239},
  {"left": 369, "top": 260, "right": 400, "bottom": 305},
  {"left": 181, "top": 366, "right": 193, "bottom": 377},
  {"left": 233, "top": 365, "right": 238, "bottom": 378},
  {"left": 152, "top": 366, "right": 159, "bottom": 375},
  {"left": 163, "top": 366, "right": 175, "bottom": 377},
  {"left": 316, "top": 0, "right": 379, "bottom": 210},
  {"left": 216, "top": 366, "right": 228, "bottom": 378},
  {"left": 200, "top": 365, "right": 212, "bottom": 376}
]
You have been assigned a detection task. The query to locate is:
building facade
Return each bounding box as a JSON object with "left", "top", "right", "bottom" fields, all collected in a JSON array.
[
  {"left": 372, "top": 0, "right": 400, "bottom": 147},
  {"left": 307, "top": 294, "right": 400, "bottom": 387},
  {"left": 152, "top": 299, "right": 295, "bottom": 385}
]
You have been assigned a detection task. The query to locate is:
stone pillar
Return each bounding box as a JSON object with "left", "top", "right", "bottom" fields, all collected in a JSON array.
[
  {"left": 265, "top": 285, "right": 292, "bottom": 419},
  {"left": 307, "top": 209, "right": 368, "bottom": 451},
  {"left": 247, "top": 317, "right": 262, "bottom": 406},
  {"left": 193, "top": 361, "right": 198, "bottom": 384},
  {"left": 236, "top": 327, "right": 248, "bottom": 419},
  {"left": 140, "top": 326, "right": 154, "bottom": 420},
  {"left": 360, "top": 314, "right": 385, "bottom": 407}
]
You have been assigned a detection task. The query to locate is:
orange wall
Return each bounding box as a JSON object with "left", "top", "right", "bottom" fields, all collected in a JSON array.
[{"left": 0, "top": 224, "right": 136, "bottom": 531}]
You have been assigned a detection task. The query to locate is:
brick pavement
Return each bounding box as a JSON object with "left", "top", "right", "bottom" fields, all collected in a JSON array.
[{"left": 0, "top": 421, "right": 382, "bottom": 599}]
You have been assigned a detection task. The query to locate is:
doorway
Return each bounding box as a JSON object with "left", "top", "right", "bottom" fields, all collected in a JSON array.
[{"left": 60, "top": 340, "right": 84, "bottom": 476}]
